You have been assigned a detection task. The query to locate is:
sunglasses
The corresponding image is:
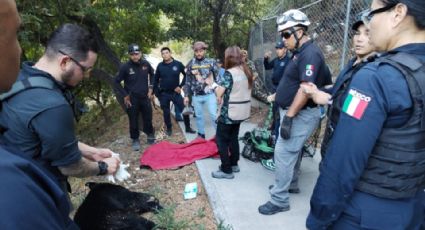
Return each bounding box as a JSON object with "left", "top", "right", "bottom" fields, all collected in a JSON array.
[
  {"left": 280, "top": 28, "right": 302, "bottom": 39},
  {"left": 58, "top": 50, "right": 93, "bottom": 77},
  {"left": 362, "top": 4, "right": 396, "bottom": 25}
]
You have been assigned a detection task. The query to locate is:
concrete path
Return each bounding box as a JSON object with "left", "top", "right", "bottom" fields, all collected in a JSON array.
[{"left": 178, "top": 102, "right": 321, "bottom": 230}]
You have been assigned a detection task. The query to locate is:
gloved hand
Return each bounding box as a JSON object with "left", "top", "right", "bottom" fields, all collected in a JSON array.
[
  {"left": 267, "top": 94, "right": 275, "bottom": 102},
  {"left": 280, "top": 115, "right": 293, "bottom": 140}
]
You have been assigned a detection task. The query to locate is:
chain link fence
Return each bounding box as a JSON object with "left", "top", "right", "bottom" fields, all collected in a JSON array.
[{"left": 249, "top": 0, "right": 371, "bottom": 91}]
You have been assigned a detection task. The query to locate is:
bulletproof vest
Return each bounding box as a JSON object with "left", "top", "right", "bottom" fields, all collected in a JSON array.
[
  {"left": 227, "top": 67, "right": 251, "bottom": 121},
  {"left": 328, "top": 52, "right": 425, "bottom": 199},
  {"left": 0, "top": 77, "right": 85, "bottom": 122},
  {"left": 320, "top": 60, "right": 367, "bottom": 158},
  {"left": 355, "top": 52, "right": 425, "bottom": 199}
]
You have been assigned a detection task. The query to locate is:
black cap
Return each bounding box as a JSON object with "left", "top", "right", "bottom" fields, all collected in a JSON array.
[
  {"left": 128, "top": 44, "right": 141, "bottom": 54},
  {"left": 275, "top": 41, "right": 285, "bottom": 49},
  {"left": 352, "top": 10, "right": 368, "bottom": 31}
]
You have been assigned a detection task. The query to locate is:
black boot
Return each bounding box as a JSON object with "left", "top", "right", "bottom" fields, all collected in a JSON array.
[{"left": 183, "top": 115, "right": 196, "bottom": 133}]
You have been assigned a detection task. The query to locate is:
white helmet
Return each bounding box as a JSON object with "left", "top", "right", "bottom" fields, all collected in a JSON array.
[{"left": 276, "top": 9, "right": 311, "bottom": 32}]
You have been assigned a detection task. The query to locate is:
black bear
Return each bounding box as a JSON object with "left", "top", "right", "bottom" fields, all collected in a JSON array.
[{"left": 74, "top": 182, "right": 162, "bottom": 230}]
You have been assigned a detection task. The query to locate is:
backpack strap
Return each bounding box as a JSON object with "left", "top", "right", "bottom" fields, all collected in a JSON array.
[{"left": 0, "top": 77, "right": 55, "bottom": 101}]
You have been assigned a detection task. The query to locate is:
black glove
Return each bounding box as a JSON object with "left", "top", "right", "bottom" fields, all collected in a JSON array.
[{"left": 280, "top": 115, "right": 293, "bottom": 140}]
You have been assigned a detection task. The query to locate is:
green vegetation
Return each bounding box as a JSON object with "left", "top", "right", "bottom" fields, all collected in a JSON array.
[{"left": 17, "top": 0, "right": 282, "bottom": 129}]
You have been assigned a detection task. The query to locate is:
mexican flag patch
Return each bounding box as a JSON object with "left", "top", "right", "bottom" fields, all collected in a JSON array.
[
  {"left": 305, "top": 64, "right": 314, "bottom": 77},
  {"left": 342, "top": 89, "right": 371, "bottom": 120}
]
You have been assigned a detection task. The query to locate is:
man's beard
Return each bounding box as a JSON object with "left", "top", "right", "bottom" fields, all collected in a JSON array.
[{"left": 61, "top": 69, "right": 75, "bottom": 88}]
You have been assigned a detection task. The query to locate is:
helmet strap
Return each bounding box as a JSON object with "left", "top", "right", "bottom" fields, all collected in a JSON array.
[{"left": 290, "top": 27, "right": 305, "bottom": 50}]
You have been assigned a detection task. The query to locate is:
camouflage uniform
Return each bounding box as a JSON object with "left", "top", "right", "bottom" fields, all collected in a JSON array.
[
  {"left": 183, "top": 58, "right": 219, "bottom": 96},
  {"left": 247, "top": 59, "right": 269, "bottom": 104}
]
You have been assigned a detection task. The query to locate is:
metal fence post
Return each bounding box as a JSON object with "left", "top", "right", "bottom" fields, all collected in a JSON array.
[
  {"left": 340, "top": 0, "right": 353, "bottom": 71},
  {"left": 260, "top": 20, "right": 265, "bottom": 82}
]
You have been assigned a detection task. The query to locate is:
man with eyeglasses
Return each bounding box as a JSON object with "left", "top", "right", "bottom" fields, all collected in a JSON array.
[
  {"left": 0, "top": 23, "right": 120, "bottom": 208},
  {"left": 306, "top": 0, "right": 425, "bottom": 228},
  {"left": 0, "top": 1, "right": 80, "bottom": 228},
  {"left": 259, "top": 9, "right": 332, "bottom": 215},
  {"left": 115, "top": 44, "right": 155, "bottom": 150}
]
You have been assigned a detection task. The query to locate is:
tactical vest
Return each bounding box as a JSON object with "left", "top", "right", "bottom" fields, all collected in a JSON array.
[
  {"left": 227, "top": 67, "right": 251, "bottom": 121},
  {"left": 320, "top": 60, "right": 366, "bottom": 158},
  {"left": 0, "top": 77, "right": 85, "bottom": 122},
  {"left": 331, "top": 52, "right": 425, "bottom": 199}
]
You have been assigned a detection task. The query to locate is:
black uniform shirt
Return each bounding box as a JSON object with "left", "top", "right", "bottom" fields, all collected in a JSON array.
[
  {"left": 153, "top": 59, "right": 186, "bottom": 93},
  {"left": 275, "top": 40, "right": 332, "bottom": 108},
  {"left": 115, "top": 59, "right": 154, "bottom": 97}
]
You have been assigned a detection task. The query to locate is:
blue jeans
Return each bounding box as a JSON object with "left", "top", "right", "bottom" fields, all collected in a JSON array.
[
  {"left": 269, "top": 107, "right": 320, "bottom": 207},
  {"left": 192, "top": 93, "right": 217, "bottom": 135}
]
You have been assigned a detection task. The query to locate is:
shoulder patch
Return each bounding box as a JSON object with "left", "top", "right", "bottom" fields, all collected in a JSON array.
[
  {"left": 305, "top": 64, "right": 314, "bottom": 77},
  {"left": 342, "top": 88, "right": 372, "bottom": 120}
]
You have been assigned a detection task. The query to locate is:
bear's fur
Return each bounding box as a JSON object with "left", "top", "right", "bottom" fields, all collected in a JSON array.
[{"left": 74, "top": 182, "right": 162, "bottom": 230}]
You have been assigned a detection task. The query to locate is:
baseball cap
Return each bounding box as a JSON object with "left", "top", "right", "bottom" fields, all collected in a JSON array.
[
  {"left": 275, "top": 41, "right": 285, "bottom": 49},
  {"left": 128, "top": 44, "right": 141, "bottom": 54}
]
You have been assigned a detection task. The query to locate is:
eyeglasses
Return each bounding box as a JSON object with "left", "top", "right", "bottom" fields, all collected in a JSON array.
[
  {"left": 362, "top": 4, "right": 396, "bottom": 25},
  {"left": 280, "top": 28, "right": 301, "bottom": 39},
  {"left": 58, "top": 50, "right": 93, "bottom": 77}
]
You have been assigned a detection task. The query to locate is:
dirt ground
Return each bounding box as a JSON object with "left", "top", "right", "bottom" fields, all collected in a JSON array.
[{"left": 70, "top": 105, "right": 269, "bottom": 229}]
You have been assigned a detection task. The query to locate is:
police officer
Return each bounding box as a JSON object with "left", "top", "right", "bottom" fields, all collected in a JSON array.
[
  {"left": 0, "top": 24, "right": 120, "bottom": 211},
  {"left": 183, "top": 41, "right": 219, "bottom": 139},
  {"left": 264, "top": 42, "right": 291, "bottom": 143},
  {"left": 153, "top": 47, "right": 195, "bottom": 136},
  {"left": 0, "top": 1, "right": 77, "bottom": 228},
  {"left": 304, "top": 10, "right": 377, "bottom": 159},
  {"left": 307, "top": 0, "right": 425, "bottom": 229},
  {"left": 115, "top": 44, "right": 155, "bottom": 150},
  {"left": 258, "top": 9, "right": 332, "bottom": 215},
  {"left": 263, "top": 41, "right": 290, "bottom": 93}
]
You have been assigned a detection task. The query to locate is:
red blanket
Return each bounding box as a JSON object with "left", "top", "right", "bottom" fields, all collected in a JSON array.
[{"left": 140, "top": 137, "right": 218, "bottom": 170}]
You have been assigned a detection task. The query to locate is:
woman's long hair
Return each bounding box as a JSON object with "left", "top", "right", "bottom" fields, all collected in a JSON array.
[{"left": 224, "top": 46, "right": 253, "bottom": 89}]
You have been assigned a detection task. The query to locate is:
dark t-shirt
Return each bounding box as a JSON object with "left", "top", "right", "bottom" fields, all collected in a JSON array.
[
  {"left": 0, "top": 139, "right": 78, "bottom": 229},
  {"left": 0, "top": 62, "right": 82, "bottom": 180},
  {"left": 275, "top": 40, "right": 332, "bottom": 108},
  {"left": 264, "top": 54, "right": 291, "bottom": 91},
  {"left": 115, "top": 59, "right": 154, "bottom": 97},
  {"left": 153, "top": 59, "right": 186, "bottom": 93}
]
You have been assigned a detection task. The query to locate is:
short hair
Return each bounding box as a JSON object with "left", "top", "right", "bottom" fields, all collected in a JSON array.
[
  {"left": 381, "top": 0, "right": 425, "bottom": 29},
  {"left": 45, "top": 23, "right": 98, "bottom": 61},
  {"left": 160, "top": 47, "right": 171, "bottom": 53}
]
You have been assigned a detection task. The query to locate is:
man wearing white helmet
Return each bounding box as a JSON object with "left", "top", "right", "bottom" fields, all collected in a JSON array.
[{"left": 260, "top": 9, "right": 332, "bottom": 215}]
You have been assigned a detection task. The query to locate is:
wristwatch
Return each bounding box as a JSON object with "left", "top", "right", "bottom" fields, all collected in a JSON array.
[{"left": 97, "top": 161, "right": 108, "bottom": 176}]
